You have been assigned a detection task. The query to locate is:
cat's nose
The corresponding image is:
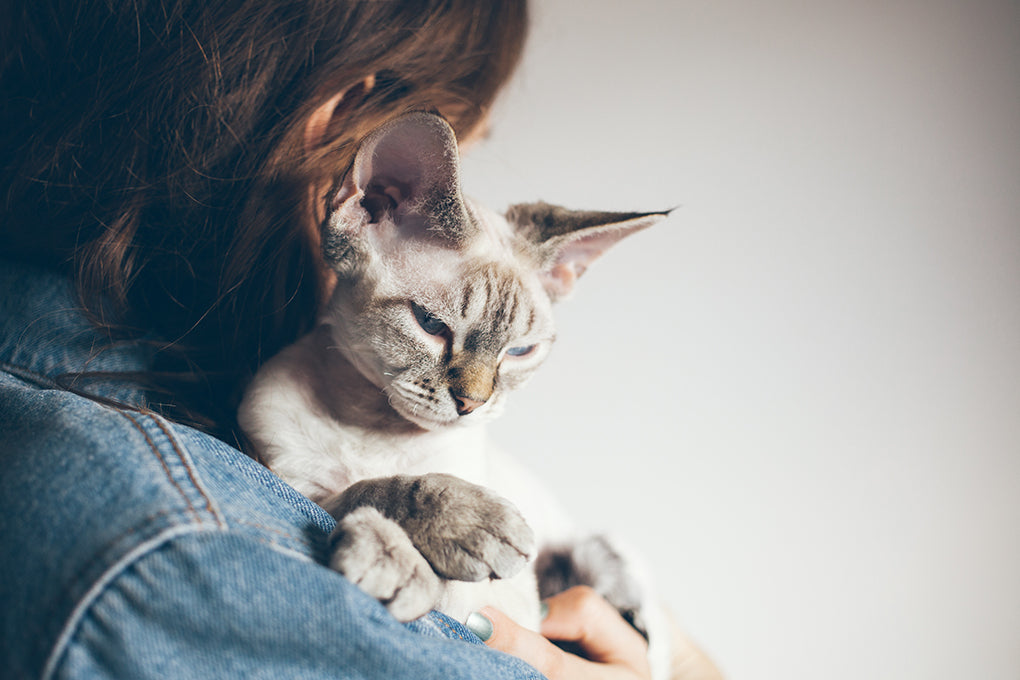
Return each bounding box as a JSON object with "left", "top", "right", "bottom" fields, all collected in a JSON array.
[{"left": 451, "top": 391, "right": 486, "bottom": 416}]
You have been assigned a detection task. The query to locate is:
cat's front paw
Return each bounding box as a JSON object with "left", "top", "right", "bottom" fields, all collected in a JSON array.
[
  {"left": 400, "top": 473, "right": 535, "bottom": 583},
  {"left": 329, "top": 506, "right": 441, "bottom": 622},
  {"left": 324, "top": 473, "right": 535, "bottom": 585}
]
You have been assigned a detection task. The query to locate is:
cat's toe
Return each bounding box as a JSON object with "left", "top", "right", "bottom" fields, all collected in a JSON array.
[
  {"left": 408, "top": 477, "right": 535, "bottom": 581},
  {"left": 330, "top": 506, "right": 441, "bottom": 622}
]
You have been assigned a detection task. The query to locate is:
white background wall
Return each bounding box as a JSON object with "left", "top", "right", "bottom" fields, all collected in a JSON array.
[{"left": 462, "top": 1, "right": 1020, "bottom": 678}]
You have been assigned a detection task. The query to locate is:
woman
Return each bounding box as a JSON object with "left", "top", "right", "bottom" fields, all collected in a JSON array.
[{"left": 0, "top": 1, "right": 718, "bottom": 678}]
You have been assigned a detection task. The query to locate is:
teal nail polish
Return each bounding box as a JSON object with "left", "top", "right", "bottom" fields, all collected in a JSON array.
[
  {"left": 466, "top": 612, "right": 494, "bottom": 641},
  {"left": 539, "top": 601, "right": 549, "bottom": 620}
]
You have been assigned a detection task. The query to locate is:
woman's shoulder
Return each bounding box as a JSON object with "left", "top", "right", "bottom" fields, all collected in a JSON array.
[
  {"left": 0, "top": 256, "right": 333, "bottom": 551},
  {"left": 0, "top": 368, "right": 332, "bottom": 667},
  {"left": 0, "top": 360, "right": 338, "bottom": 583},
  {"left": 0, "top": 258, "right": 334, "bottom": 676}
]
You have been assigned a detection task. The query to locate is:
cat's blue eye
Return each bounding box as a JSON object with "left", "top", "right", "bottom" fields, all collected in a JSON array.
[
  {"left": 505, "top": 344, "right": 536, "bottom": 357},
  {"left": 411, "top": 302, "right": 448, "bottom": 336}
]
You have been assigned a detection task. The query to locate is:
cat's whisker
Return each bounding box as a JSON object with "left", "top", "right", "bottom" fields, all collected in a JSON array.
[{"left": 383, "top": 385, "right": 407, "bottom": 411}]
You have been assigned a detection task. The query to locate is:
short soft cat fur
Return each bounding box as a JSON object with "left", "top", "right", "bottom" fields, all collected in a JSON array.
[{"left": 237, "top": 112, "right": 671, "bottom": 677}]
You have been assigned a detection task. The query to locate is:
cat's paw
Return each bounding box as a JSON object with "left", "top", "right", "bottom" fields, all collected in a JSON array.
[
  {"left": 535, "top": 534, "right": 652, "bottom": 639},
  {"left": 535, "top": 536, "right": 677, "bottom": 680},
  {"left": 329, "top": 506, "right": 441, "bottom": 622},
  {"left": 400, "top": 473, "right": 535, "bottom": 583}
]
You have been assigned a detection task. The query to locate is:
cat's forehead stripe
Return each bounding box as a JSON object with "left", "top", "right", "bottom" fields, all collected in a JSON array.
[
  {"left": 456, "top": 263, "right": 536, "bottom": 348},
  {"left": 502, "top": 285, "right": 520, "bottom": 328},
  {"left": 459, "top": 285, "right": 472, "bottom": 319}
]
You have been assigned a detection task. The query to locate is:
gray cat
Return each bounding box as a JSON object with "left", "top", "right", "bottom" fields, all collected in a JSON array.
[{"left": 238, "top": 112, "right": 671, "bottom": 677}]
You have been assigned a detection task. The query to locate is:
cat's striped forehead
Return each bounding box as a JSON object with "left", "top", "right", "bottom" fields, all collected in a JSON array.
[{"left": 446, "top": 260, "right": 550, "bottom": 353}]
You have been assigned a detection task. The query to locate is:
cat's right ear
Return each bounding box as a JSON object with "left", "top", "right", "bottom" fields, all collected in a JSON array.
[
  {"left": 507, "top": 202, "right": 671, "bottom": 301},
  {"left": 326, "top": 112, "right": 471, "bottom": 254}
]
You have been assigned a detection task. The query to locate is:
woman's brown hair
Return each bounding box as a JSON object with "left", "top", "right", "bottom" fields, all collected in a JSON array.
[{"left": 0, "top": 0, "right": 528, "bottom": 437}]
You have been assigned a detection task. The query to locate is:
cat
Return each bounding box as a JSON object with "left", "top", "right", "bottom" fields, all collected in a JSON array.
[{"left": 237, "top": 111, "right": 672, "bottom": 677}]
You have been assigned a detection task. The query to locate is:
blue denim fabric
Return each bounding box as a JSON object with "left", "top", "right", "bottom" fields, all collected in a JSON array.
[{"left": 0, "top": 259, "right": 544, "bottom": 680}]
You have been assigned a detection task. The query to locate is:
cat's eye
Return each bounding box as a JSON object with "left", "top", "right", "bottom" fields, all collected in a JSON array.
[
  {"left": 411, "top": 302, "right": 449, "bottom": 337},
  {"left": 505, "top": 344, "right": 536, "bottom": 357}
]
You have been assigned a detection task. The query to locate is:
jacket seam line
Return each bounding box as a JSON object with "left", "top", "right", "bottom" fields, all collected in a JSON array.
[
  {"left": 40, "top": 525, "right": 214, "bottom": 680},
  {"left": 431, "top": 611, "right": 473, "bottom": 642},
  {"left": 120, "top": 411, "right": 201, "bottom": 522},
  {"left": 40, "top": 527, "right": 318, "bottom": 680},
  {"left": 0, "top": 361, "right": 62, "bottom": 389},
  {"left": 148, "top": 413, "right": 227, "bottom": 528}
]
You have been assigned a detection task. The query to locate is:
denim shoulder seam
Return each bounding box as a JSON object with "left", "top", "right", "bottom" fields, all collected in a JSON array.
[
  {"left": 2, "top": 365, "right": 228, "bottom": 530},
  {"left": 150, "top": 414, "right": 226, "bottom": 527},
  {"left": 0, "top": 360, "right": 61, "bottom": 390},
  {"left": 120, "top": 410, "right": 227, "bottom": 529}
]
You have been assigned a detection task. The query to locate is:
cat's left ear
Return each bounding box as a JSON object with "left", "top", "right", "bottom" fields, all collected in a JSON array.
[
  {"left": 506, "top": 202, "right": 671, "bottom": 300},
  {"left": 328, "top": 112, "right": 470, "bottom": 246}
]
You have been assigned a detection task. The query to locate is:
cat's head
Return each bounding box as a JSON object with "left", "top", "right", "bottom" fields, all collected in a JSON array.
[{"left": 320, "top": 112, "right": 667, "bottom": 430}]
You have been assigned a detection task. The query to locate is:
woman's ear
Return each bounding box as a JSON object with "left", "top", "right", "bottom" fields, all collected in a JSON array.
[{"left": 304, "top": 75, "right": 377, "bottom": 153}]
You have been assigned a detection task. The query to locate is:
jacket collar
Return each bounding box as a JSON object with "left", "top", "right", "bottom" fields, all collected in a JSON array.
[{"left": 0, "top": 258, "right": 151, "bottom": 407}]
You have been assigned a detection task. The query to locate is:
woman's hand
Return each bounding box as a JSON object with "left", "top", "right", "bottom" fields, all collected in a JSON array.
[
  {"left": 470, "top": 585, "right": 652, "bottom": 680},
  {"left": 470, "top": 586, "right": 725, "bottom": 680}
]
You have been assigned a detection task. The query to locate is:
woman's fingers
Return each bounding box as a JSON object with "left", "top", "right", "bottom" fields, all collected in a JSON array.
[
  {"left": 469, "top": 586, "right": 651, "bottom": 680},
  {"left": 471, "top": 606, "right": 571, "bottom": 679},
  {"left": 540, "top": 586, "right": 651, "bottom": 675}
]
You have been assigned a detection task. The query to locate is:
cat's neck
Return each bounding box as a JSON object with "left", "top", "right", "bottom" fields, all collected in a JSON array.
[
  {"left": 302, "top": 324, "right": 424, "bottom": 434},
  {"left": 240, "top": 323, "right": 491, "bottom": 500}
]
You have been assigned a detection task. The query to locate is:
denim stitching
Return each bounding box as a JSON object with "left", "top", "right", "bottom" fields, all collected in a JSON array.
[
  {"left": 47, "top": 506, "right": 200, "bottom": 624},
  {"left": 41, "top": 524, "right": 214, "bottom": 680},
  {"left": 433, "top": 612, "right": 472, "bottom": 642},
  {"left": 148, "top": 414, "right": 227, "bottom": 528},
  {"left": 120, "top": 411, "right": 201, "bottom": 523}
]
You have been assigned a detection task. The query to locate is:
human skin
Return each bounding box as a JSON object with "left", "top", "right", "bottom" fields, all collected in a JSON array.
[
  {"left": 478, "top": 586, "right": 651, "bottom": 680},
  {"left": 475, "top": 586, "right": 724, "bottom": 680}
]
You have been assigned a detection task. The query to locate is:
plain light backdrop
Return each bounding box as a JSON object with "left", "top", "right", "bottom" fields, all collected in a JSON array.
[{"left": 460, "top": 1, "right": 1020, "bottom": 679}]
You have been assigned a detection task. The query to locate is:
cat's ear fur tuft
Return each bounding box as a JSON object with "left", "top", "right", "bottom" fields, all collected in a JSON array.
[
  {"left": 325, "top": 112, "right": 471, "bottom": 266},
  {"left": 506, "top": 202, "right": 670, "bottom": 300}
]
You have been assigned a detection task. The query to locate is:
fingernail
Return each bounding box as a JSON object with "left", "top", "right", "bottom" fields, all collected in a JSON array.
[
  {"left": 539, "top": 601, "right": 549, "bottom": 620},
  {"left": 466, "top": 611, "right": 494, "bottom": 642}
]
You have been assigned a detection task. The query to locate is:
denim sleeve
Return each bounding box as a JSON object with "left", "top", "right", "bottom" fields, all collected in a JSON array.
[{"left": 54, "top": 531, "right": 542, "bottom": 680}]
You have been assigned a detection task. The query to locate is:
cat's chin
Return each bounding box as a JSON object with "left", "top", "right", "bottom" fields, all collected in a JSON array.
[
  {"left": 386, "top": 400, "right": 459, "bottom": 431},
  {"left": 389, "top": 398, "right": 501, "bottom": 432},
  {"left": 399, "top": 411, "right": 458, "bottom": 431}
]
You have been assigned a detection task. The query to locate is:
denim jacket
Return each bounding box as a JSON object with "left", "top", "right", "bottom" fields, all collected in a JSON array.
[{"left": 0, "top": 259, "right": 543, "bottom": 679}]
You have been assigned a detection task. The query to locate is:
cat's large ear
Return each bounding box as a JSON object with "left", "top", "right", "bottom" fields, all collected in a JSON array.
[
  {"left": 506, "top": 202, "right": 670, "bottom": 300},
  {"left": 326, "top": 112, "right": 471, "bottom": 257}
]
